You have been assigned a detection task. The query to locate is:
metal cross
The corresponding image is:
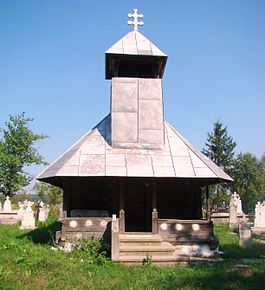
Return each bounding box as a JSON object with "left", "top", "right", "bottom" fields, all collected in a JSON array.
[{"left": 127, "top": 9, "right": 144, "bottom": 31}]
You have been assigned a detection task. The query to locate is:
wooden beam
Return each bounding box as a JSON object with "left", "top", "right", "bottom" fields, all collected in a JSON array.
[
  {"left": 152, "top": 180, "right": 158, "bottom": 233},
  {"left": 152, "top": 180, "right": 157, "bottom": 211},
  {"left": 119, "top": 179, "right": 125, "bottom": 232},
  {"left": 206, "top": 185, "right": 211, "bottom": 222}
]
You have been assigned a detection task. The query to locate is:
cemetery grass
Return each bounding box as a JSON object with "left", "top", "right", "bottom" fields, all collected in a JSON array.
[{"left": 0, "top": 222, "right": 265, "bottom": 290}]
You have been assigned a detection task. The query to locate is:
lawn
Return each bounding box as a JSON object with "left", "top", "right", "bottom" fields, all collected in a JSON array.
[{"left": 0, "top": 220, "right": 265, "bottom": 290}]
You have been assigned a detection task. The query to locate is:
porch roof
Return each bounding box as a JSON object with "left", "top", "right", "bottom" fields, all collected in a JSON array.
[{"left": 37, "top": 115, "right": 232, "bottom": 182}]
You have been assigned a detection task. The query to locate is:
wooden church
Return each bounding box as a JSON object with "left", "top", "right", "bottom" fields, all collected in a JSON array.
[{"left": 38, "top": 9, "right": 232, "bottom": 265}]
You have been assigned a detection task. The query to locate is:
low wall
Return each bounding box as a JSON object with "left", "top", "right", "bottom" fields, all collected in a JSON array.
[
  {"left": 157, "top": 219, "right": 214, "bottom": 245},
  {"left": 211, "top": 212, "right": 229, "bottom": 224},
  {"left": 211, "top": 212, "right": 248, "bottom": 224},
  {"left": 59, "top": 217, "right": 112, "bottom": 242}
]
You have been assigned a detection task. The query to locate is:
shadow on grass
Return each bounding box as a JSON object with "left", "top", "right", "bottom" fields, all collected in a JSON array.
[
  {"left": 220, "top": 242, "right": 265, "bottom": 259},
  {"left": 157, "top": 263, "right": 265, "bottom": 290},
  {"left": 18, "top": 219, "right": 62, "bottom": 245}
]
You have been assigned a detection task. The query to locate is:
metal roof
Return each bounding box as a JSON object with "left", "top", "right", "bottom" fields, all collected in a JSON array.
[
  {"left": 37, "top": 115, "right": 233, "bottom": 182},
  {"left": 105, "top": 30, "right": 167, "bottom": 57}
]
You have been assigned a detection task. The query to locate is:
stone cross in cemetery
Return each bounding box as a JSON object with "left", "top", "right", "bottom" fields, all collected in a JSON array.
[
  {"left": 127, "top": 8, "right": 144, "bottom": 31},
  {"left": 0, "top": 196, "right": 19, "bottom": 225}
]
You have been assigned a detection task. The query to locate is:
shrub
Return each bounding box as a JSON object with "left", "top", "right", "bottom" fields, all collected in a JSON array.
[{"left": 71, "top": 237, "right": 109, "bottom": 265}]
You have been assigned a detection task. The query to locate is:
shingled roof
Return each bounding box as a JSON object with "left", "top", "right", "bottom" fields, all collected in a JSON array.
[{"left": 37, "top": 115, "right": 232, "bottom": 182}]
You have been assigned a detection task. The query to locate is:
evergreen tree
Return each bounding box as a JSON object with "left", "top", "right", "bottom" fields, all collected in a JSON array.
[
  {"left": 203, "top": 121, "right": 236, "bottom": 206},
  {"left": 0, "top": 113, "right": 48, "bottom": 196},
  {"left": 203, "top": 121, "right": 236, "bottom": 172}
]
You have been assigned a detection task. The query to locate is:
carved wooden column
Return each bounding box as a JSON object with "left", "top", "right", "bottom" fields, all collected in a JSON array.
[
  {"left": 119, "top": 179, "right": 125, "bottom": 233},
  {"left": 152, "top": 180, "right": 158, "bottom": 234}
]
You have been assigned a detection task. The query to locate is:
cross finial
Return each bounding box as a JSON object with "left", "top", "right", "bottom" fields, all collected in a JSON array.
[{"left": 127, "top": 9, "right": 144, "bottom": 31}]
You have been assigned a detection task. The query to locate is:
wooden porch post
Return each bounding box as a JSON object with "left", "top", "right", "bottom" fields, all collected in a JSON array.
[
  {"left": 119, "top": 179, "right": 125, "bottom": 233},
  {"left": 206, "top": 185, "right": 211, "bottom": 222},
  {"left": 62, "top": 179, "right": 71, "bottom": 218},
  {"left": 152, "top": 180, "right": 158, "bottom": 234}
]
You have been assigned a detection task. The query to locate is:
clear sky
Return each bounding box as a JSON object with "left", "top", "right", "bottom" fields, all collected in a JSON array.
[{"left": 0, "top": 0, "right": 264, "bottom": 178}]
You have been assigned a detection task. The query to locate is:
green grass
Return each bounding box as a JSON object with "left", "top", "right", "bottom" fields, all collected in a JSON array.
[{"left": 0, "top": 221, "right": 265, "bottom": 289}]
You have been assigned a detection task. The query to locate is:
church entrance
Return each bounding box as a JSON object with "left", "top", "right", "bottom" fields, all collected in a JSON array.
[{"left": 124, "top": 180, "right": 152, "bottom": 232}]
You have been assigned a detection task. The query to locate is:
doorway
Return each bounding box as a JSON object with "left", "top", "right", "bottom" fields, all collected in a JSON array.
[{"left": 124, "top": 180, "right": 152, "bottom": 232}]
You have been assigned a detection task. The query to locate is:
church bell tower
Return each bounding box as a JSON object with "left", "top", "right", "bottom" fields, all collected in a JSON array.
[{"left": 105, "top": 9, "right": 167, "bottom": 149}]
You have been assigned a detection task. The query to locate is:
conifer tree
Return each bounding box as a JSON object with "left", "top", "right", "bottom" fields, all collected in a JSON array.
[{"left": 203, "top": 121, "right": 236, "bottom": 206}]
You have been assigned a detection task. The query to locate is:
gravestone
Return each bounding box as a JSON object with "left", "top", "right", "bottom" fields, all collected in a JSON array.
[
  {"left": 229, "top": 204, "right": 237, "bottom": 228},
  {"left": 0, "top": 196, "right": 18, "bottom": 224},
  {"left": 0, "top": 201, "right": 2, "bottom": 212},
  {"left": 252, "top": 201, "right": 265, "bottom": 234},
  {"left": 20, "top": 200, "right": 36, "bottom": 230},
  {"left": 239, "top": 223, "right": 252, "bottom": 248},
  {"left": 17, "top": 201, "right": 25, "bottom": 221},
  {"left": 229, "top": 193, "right": 239, "bottom": 228},
  {"left": 38, "top": 201, "right": 49, "bottom": 222},
  {"left": 3, "top": 196, "right": 12, "bottom": 212},
  {"left": 254, "top": 201, "right": 265, "bottom": 228}
]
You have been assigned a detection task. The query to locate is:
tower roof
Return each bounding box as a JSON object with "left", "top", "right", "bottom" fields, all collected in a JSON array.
[
  {"left": 106, "top": 30, "right": 167, "bottom": 57},
  {"left": 105, "top": 31, "right": 167, "bottom": 79}
]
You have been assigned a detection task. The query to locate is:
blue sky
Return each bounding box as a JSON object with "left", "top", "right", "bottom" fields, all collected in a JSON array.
[{"left": 0, "top": 0, "right": 264, "bottom": 178}]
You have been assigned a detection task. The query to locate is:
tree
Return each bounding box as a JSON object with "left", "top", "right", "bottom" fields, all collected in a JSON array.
[
  {"left": 203, "top": 121, "right": 236, "bottom": 206},
  {"left": 0, "top": 113, "right": 48, "bottom": 196},
  {"left": 203, "top": 121, "right": 236, "bottom": 172},
  {"left": 232, "top": 152, "right": 265, "bottom": 213},
  {"left": 33, "top": 181, "right": 63, "bottom": 205}
]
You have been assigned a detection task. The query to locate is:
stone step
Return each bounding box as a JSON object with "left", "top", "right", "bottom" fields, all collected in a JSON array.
[
  {"left": 119, "top": 242, "right": 175, "bottom": 256},
  {"left": 120, "top": 242, "right": 174, "bottom": 252},
  {"left": 114, "top": 255, "right": 189, "bottom": 266},
  {"left": 119, "top": 233, "right": 163, "bottom": 244}
]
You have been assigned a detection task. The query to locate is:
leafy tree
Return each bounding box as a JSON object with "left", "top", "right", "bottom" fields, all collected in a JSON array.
[
  {"left": 33, "top": 181, "right": 63, "bottom": 205},
  {"left": 261, "top": 152, "right": 265, "bottom": 166},
  {"left": 0, "top": 113, "right": 48, "bottom": 196},
  {"left": 232, "top": 152, "right": 265, "bottom": 213},
  {"left": 203, "top": 121, "right": 236, "bottom": 207}
]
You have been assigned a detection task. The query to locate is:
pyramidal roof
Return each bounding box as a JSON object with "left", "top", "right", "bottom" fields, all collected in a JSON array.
[
  {"left": 106, "top": 30, "right": 167, "bottom": 57},
  {"left": 37, "top": 115, "right": 232, "bottom": 182}
]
